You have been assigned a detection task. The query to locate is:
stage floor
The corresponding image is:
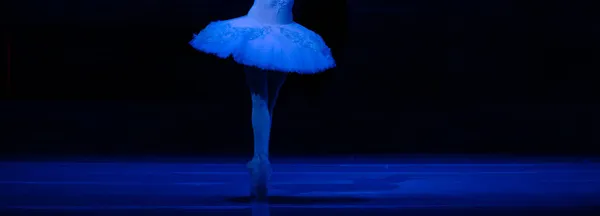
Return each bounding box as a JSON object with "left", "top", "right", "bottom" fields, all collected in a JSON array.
[{"left": 1, "top": 155, "right": 599, "bottom": 216}]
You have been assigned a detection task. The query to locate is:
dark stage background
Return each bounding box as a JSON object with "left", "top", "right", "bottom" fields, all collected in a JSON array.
[{"left": 1, "top": 0, "right": 599, "bottom": 156}]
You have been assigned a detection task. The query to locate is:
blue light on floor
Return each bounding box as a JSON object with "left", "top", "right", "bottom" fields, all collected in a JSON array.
[{"left": 1, "top": 156, "right": 599, "bottom": 215}]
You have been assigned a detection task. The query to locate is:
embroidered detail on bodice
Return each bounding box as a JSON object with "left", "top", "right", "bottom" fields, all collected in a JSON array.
[{"left": 269, "top": 0, "right": 293, "bottom": 10}]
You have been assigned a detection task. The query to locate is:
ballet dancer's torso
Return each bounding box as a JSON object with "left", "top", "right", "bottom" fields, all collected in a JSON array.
[{"left": 247, "top": 0, "right": 295, "bottom": 24}]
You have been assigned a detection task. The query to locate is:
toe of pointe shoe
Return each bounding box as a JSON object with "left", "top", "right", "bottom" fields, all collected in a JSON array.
[
  {"left": 250, "top": 186, "right": 268, "bottom": 201},
  {"left": 248, "top": 160, "right": 270, "bottom": 201}
]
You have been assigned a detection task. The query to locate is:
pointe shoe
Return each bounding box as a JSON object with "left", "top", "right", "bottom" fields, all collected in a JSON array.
[{"left": 247, "top": 156, "right": 272, "bottom": 201}]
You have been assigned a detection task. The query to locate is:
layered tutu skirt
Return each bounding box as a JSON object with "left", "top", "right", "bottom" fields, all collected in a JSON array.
[{"left": 189, "top": 16, "right": 335, "bottom": 74}]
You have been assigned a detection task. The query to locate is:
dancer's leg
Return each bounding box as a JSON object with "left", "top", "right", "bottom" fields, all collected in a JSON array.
[
  {"left": 245, "top": 67, "right": 288, "bottom": 157},
  {"left": 244, "top": 66, "right": 272, "bottom": 200},
  {"left": 267, "top": 72, "right": 288, "bottom": 118},
  {"left": 244, "top": 66, "right": 289, "bottom": 200},
  {"left": 245, "top": 67, "right": 271, "bottom": 158}
]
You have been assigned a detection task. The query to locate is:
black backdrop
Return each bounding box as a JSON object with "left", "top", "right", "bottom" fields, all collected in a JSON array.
[{"left": 1, "top": 0, "right": 599, "bottom": 156}]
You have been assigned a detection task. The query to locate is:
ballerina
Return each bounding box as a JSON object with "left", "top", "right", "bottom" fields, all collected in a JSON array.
[{"left": 189, "top": 0, "right": 335, "bottom": 201}]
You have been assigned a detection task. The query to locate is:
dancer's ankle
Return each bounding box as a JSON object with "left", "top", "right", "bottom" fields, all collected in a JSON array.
[{"left": 253, "top": 154, "right": 269, "bottom": 160}]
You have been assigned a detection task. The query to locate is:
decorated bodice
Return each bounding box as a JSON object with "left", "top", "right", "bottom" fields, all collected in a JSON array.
[
  {"left": 247, "top": 0, "right": 295, "bottom": 24},
  {"left": 267, "top": 0, "right": 294, "bottom": 10}
]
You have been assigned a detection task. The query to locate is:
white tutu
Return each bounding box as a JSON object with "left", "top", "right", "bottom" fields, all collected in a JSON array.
[{"left": 189, "top": 16, "right": 335, "bottom": 74}]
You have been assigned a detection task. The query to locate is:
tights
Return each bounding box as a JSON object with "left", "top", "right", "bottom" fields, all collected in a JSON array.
[{"left": 244, "top": 66, "right": 288, "bottom": 158}]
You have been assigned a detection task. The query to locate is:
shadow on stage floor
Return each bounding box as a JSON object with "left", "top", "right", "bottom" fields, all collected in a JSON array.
[{"left": 1, "top": 155, "right": 599, "bottom": 216}]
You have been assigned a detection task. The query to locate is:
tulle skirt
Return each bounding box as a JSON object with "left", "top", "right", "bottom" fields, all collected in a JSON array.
[{"left": 189, "top": 16, "right": 335, "bottom": 74}]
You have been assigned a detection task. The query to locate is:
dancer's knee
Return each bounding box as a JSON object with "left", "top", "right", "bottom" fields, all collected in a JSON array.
[{"left": 250, "top": 93, "right": 269, "bottom": 109}]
